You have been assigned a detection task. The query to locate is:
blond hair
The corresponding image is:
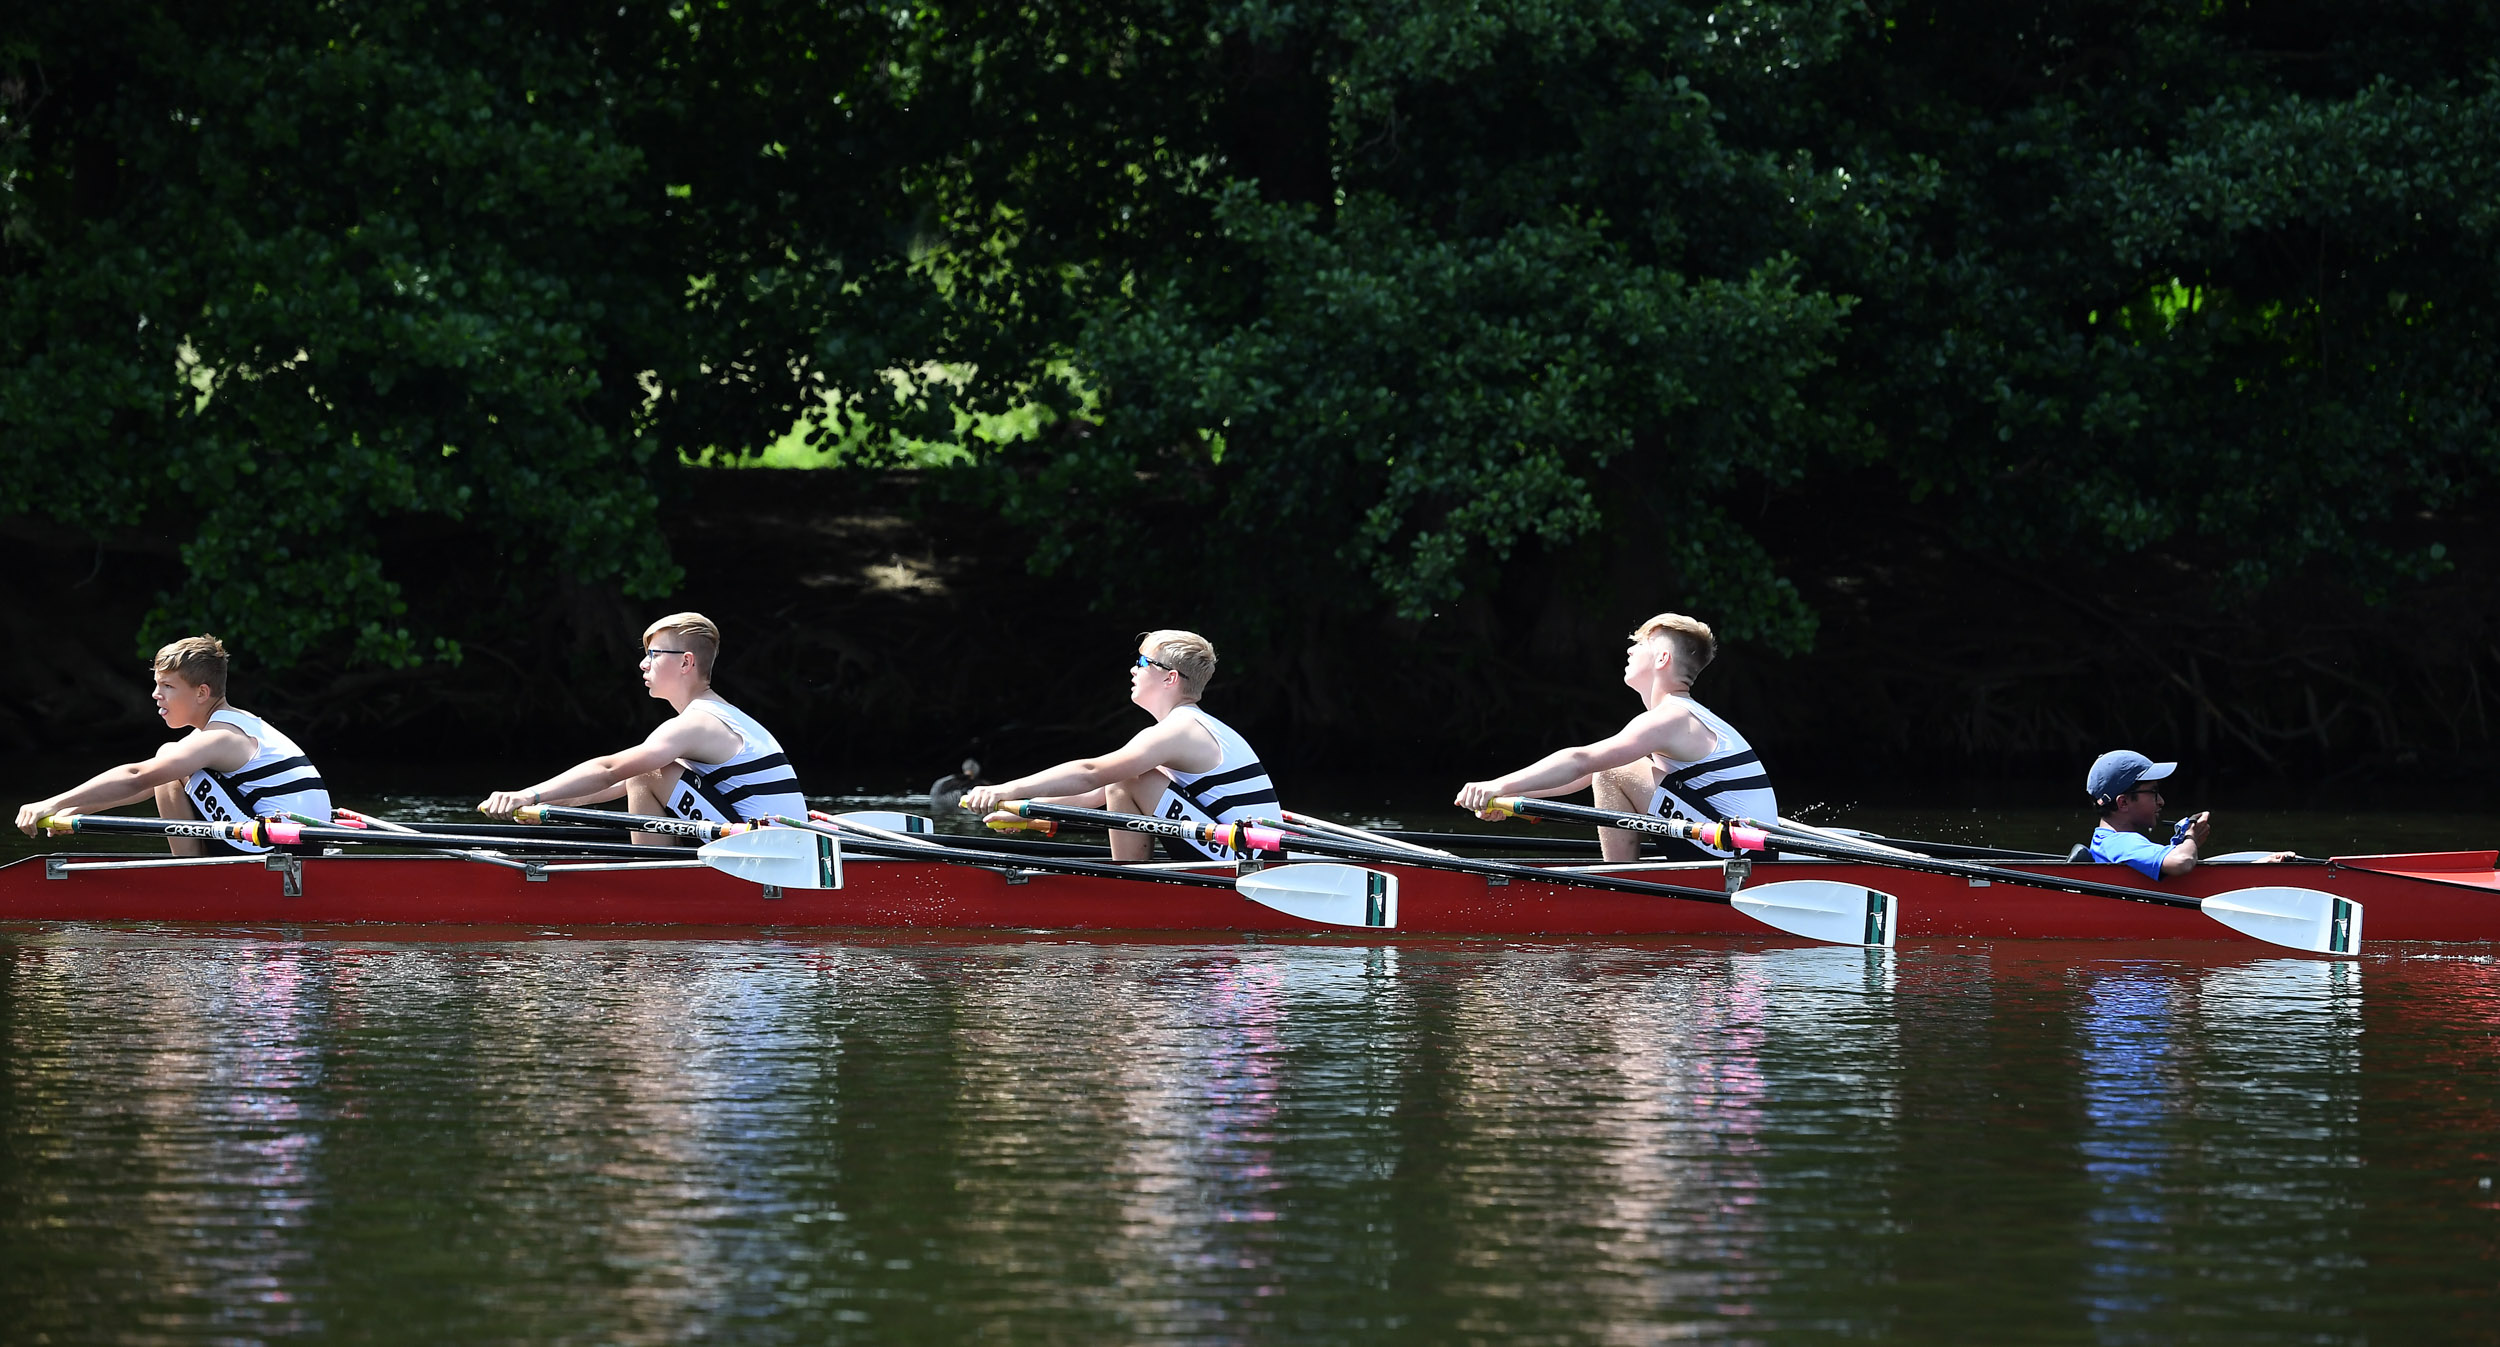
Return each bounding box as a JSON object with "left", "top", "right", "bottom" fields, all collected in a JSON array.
[
  {"left": 153, "top": 635, "right": 232, "bottom": 698},
  {"left": 1139, "top": 629, "right": 1218, "bottom": 699},
  {"left": 642, "top": 611, "right": 722, "bottom": 680},
  {"left": 1629, "top": 613, "right": 1716, "bottom": 680}
]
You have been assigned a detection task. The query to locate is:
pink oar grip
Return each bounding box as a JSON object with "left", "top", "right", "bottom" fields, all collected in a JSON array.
[
  {"left": 261, "top": 821, "right": 304, "bottom": 845},
  {"left": 1726, "top": 825, "right": 1769, "bottom": 852},
  {"left": 1241, "top": 826, "right": 1285, "bottom": 852}
]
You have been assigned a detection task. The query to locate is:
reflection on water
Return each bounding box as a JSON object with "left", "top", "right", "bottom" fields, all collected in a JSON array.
[{"left": 3, "top": 934, "right": 2498, "bottom": 1343}]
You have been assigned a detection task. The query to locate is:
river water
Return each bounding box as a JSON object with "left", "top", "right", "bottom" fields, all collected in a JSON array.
[{"left": 4, "top": 795, "right": 2497, "bottom": 1342}]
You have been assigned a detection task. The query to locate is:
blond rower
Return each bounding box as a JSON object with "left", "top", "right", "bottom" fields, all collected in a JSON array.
[
  {"left": 477, "top": 612, "right": 805, "bottom": 844},
  {"left": 962, "top": 630, "right": 1282, "bottom": 862},
  {"left": 14, "top": 635, "right": 332, "bottom": 856},
  {"left": 1456, "top": 612, "right": 1776, "bottom": 862}
]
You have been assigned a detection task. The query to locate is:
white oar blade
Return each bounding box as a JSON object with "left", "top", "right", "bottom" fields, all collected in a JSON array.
[
  {"left": 698, "top": 829, "right": 843, "bottom": 890},
  {"left": 830, "top": 810, "right": 934, "bottom": 835},
  {"left": 1238, "top": 864, "right": 1397, "bottom": 929},
  {"left": 1733, "top": 880, "right": 1898, "bottom": 948},
  {"left": 2199, "top": 887, "right": 2362, "bottom": 955}
]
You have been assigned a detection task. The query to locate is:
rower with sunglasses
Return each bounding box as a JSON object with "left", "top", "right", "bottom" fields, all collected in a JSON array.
[
  {"left": 477, "top": 612, "right": 804, "bottom": 844},
  {"left": 2082, "top": 749, "right": 2290, "bottom": 878},
  {"left": 962, "top": 630, "right": 1282, "bottom": 863}
]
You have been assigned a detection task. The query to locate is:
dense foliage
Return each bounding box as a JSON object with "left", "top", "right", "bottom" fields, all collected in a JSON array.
[{"left": 6, "top": 0, "right": 2498, "bottom": 667}]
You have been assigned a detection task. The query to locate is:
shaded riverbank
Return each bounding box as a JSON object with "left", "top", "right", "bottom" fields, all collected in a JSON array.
[{"left": 6, "top": 463, "right": 2496, "bottom": 790}]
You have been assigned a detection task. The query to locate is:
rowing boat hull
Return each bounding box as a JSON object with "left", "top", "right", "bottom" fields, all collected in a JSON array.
[{"left": 4, "top": 848, "right": 2496, "bottom": 941}]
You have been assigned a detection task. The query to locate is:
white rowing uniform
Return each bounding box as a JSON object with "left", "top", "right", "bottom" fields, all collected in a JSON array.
[
  {"left": 1153, "top": 704, "right": 1283, "bottom": 861},
  {"left": 186, "top": 707, "right": 331, "bottom": 853},
  {"left": 1645, "top": 698, "right": 1778, "bottom": 858},
  {"left": 664, "top": 696, "right": 808, "bottom": 824}
]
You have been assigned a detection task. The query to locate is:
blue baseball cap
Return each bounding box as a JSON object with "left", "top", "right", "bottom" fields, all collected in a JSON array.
[{"left": 2087, "top": 750, "right": 2177, "bottom": 803}]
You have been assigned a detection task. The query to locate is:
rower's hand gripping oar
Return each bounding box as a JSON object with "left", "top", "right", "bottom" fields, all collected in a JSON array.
[
  {"left": 993, "top": 798, "right": 1896, "bottom": 948},
  {"left": 1486, "top": 796, "right": 2362, "bottom": 956}
]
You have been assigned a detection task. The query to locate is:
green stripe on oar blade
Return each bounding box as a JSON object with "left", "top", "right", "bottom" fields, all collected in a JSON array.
[
  {"left": 697, "top": 828, "right": 844, "bottom": 890},
  {"left": 1733, "top": 880, "right": 1899, "bottom": 948},
  {"left": 2200, "top": 887, "right": 2363, "bottom": 955},
  {"left": 1237, "top": 864, "right": 1398, "bottom": 929}
]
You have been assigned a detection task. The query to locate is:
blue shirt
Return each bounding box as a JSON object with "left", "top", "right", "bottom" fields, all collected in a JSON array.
[{"left": 2090, "top": 825, "right": 2174, "bottom": 881}]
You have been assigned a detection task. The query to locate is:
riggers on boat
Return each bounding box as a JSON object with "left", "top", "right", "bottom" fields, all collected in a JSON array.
[{"left": 3, "top": 845, "right": 2493, "bottom": 942}]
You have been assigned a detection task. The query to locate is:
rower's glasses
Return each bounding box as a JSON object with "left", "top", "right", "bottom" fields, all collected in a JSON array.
[
  {"left": 2123, "top": 786, "right": 2165, "bottom": 801},
  {"left": 641, "top": 648, "right": 690, "bottom": 664},
  {"left": 1135, "top": 654, "right": 1176, "bottom": 673}
]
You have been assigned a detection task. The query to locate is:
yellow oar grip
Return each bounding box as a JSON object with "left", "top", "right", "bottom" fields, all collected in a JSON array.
[
  {"left": 1484, "top": 797, "right": 1528, "bottom": 820},
  {"left": 513, "top": 805, "right": 547, "bottom": 823}
]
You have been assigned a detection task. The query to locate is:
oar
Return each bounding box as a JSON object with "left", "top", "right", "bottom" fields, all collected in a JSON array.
[
  {"left": 45, "top": 811, "right": 650, "bottom": 855},
  {"left": 782, "top": 813, "right": 1398, "bottom": 929},
  {"left": 803, "top": 809, "right": 1112, "bottom": 859},
  {"left": 507, "top": 803, "right": 1394, "bottom": 928},
  {"left": 1278, "top": 809, "right": 1448, "bottom": 856},
  {"left": 989, "top": 799, "right": 1898, "bottom": 948},
  {"left": 296, "top": 808, "right": 534, "bottom": 872},
  {"left": 1487, "top": 796, "right": 2362, "bottom": 956}
]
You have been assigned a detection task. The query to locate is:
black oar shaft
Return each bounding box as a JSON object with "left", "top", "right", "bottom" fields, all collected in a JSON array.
[
  {"left": 54, "top": 813, "right": 659, "bottom": 859},
  {"left": 1006, "top": 800, "right": 1735, "bottom": 905},
  {"left": 784, "top": 817, "right": 1242, "bottom": 891},
  {"left": 1496, "top": 797, "right": 2203, "bottom": 911},
  {"left": 519, "top": 804, "right": 724, "bottom": 838}
]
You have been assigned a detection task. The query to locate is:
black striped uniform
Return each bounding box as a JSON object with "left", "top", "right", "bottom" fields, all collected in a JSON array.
[
  {"left": 665, "top": 697, "right": 808, "bottom": 824},
  {"left": 1644, "top": 699, "right": 1778, "bottom": 859},
  {"left": 1152, "top": 704, "right": 1283, "bottom": 862},
  {"left": 185, "top": 708, "right": 331, "bottom": 853}
]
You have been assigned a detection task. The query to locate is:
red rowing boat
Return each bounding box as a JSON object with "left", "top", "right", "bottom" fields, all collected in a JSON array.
[{"left": 4, "top": 847, "right": 2495, "bottom": 941}]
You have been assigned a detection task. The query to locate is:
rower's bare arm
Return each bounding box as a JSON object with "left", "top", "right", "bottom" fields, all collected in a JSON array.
[
  {"left": 963, "top": 720, "right": 1215, "bottom": 813},
  {"left": 478, "top": 714, "right": 738, "bottom": 816},
  {"left": 15, "top": 730, "right": 252, "bottom": 835},
  {"left": 1455, "top": 723, "right": 1659, "bottom": 813}
]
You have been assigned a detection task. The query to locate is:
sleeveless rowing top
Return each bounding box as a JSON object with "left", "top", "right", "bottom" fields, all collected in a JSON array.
[
  {"left": 674, "top": 697, "right": 807, "bottom": 822},
  {"left": 187, "top": 707, "right": 331, "bottom": 824},
  {"left": 1646, "top": 698, "right": 1777, "bottom": 856},
  {"left": 1155, "top": 705, "right": 1282, "bottom": 858}
]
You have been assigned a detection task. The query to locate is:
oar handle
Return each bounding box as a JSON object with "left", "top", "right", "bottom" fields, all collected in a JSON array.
[{"left": 977, "top": 814, "right": 1061, "bottom": 838}]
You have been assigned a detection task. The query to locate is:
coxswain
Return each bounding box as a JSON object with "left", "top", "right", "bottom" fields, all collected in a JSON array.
[
  {"left": 13, "top": 635, "right": 332, "bottom": 857},
  {"left": 476, "top": 612, "right": 805, "bottom": 844},
  {"left": 1455, "top": 612, "right": 1775, "bottom": 861},
  {"left": 2084, "top": 750, "right": 2288, "bottom": 877},
  {"left": 961, "top": 630, "right": 1282, "bottom": 862}
]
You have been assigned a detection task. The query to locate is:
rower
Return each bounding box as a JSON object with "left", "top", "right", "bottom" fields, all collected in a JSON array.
[
  {"left": 13, "top": 635, "right": 331, "bottom": 857},
  {"left": 1455, "top": 612, "right": 1774, "bottom": 862},
  {"left": 477, "top": 612, "right": 805, "bottom": 845},
  {"left": 961, "top": 630, "right": 1281, "bottom": 863}
]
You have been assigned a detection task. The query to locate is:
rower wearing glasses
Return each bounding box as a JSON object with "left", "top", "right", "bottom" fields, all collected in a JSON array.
[
  {"left": 477, "top": 612, "right": 804, "bottom": 844},
  {"left": 1456, "top": 612, "right": 1775, "bottom": 862},
  {"left": 2085, "top": 750, "right": 2209, "bottom": 879},
  {"left": 13, "top": 635, "right": 331, "bottom": 856},
  {"left": 961, "top": 630, "right": 1281, "bottom": 863}
]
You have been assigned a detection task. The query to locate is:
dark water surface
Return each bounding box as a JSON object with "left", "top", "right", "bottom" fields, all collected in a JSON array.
[{"left": 6, "top": 930, "right": 2500, "bottom": 1344}]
